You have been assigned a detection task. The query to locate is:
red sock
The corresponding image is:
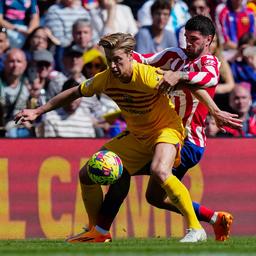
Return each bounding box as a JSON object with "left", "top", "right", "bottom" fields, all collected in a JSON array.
[{"left": 193, "top": 202, "right": 214, "bottom": 223}]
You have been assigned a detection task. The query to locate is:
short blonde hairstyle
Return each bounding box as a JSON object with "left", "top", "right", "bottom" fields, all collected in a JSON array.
[{"left": 98, "top": 33, "right": 136, "bottom": 53}]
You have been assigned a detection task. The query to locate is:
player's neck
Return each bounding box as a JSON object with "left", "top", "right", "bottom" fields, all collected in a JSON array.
[{"left": 119, "top": 73, "right": 133, "bottom": 83}]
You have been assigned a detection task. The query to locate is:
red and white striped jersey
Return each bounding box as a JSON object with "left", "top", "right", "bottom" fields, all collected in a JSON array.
[{"left": 133, "top": 48, "right": 220, "bottom": 147}]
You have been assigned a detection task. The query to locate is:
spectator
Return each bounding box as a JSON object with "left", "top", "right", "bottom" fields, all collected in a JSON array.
[
  {"left": 62, "top": 45, "right": 108, "bottom": 138},
  {"left": 56, "top": 18, "right": 96, "bottom": 72},
  {"left": 88, "top": 0, "right": 138, "bottom": 43},
  {"left": 0, "top": 0, "right": 40, "bottom": 48},
  {"left": 230, "top": 44, "right": 256, "bottom": 105},
  {"left": 135, "top": 0, "right": 177, "bottom": 54},
  {"left": 26, "top": 49, "right": 67, "bottom": 105},
  {"left": 178, "top": 0, "right": 211, "bottom": 47},
  {"left": 189, "top": 0, "right": 210, "bottom": 17},
  {"left": 45, "top": 0, "right": 90, "bottom": 47},
  {"left": 23, "top": 26, "right": 60, "bottom": 62},
  {"left": 215, "top": 0, "right": 255, "bottom": 51},
  {"left": 81, "top": 47, "right": 121, "bottom": 137},
  {"left": 82, "top": 48, "right": 107, "bottom": 78},
  {"left": 63, "top": 45, "right": 85, "bottom": 83},
  {"left": 0, "top": 27, "right": 10, "bottom": 73},
  {"left": 137, "top": 0, "right": 190, "bottom": 41},
  {"left": 211, "top": 34, "right": 235, "bottom": 112},
  {"left": 0, "top": 48, "right": 31, "bottom": 137},
  {"left": 205, "top": 115, "right": 221, "bottom": 137},
  {"left": 41, "top": 78, "right": 97, "bottom": 138},
  {"left": 71, "top": 18, "right": 95, "bottom": 52},
  {"left": 227, "top": 84, "right": 256, "bottom": 137},
  {"left": 205, "top": 114, "right": 234, "bottom": 137},
  {"left": 247, "top": 0, "right": 256, "bottom": 17}
]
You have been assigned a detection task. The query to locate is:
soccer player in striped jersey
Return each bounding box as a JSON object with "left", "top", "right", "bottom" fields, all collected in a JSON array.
[
  {"left": 15, "top": 32, "right": 208, "bottom": 243},
  {"left": 132, "top": 15, "right": 236, "bottom": 241}
]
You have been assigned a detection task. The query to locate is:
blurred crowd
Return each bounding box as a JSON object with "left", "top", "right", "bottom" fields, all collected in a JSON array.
[{"left": 0, "top": 0, "right": 255, "bottom": 138}]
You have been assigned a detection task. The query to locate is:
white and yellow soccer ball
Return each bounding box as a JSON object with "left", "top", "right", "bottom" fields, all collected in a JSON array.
[{"left": 87, "top": 150, "right": 123, "bottom": 185}]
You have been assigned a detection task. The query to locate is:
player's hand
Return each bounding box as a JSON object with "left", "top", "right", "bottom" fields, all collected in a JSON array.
[
  {"left": 213, "top": 110, "right": 243, "bottom": 132},
  {"left": 14, "top": 109, "right": 40, "bottom": 125},
  {"left": 156, "top": 69, "right": 180, "bottom": 95}
]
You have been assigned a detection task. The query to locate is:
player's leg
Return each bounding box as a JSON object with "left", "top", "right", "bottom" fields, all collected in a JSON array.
[
  {"left": 66, "top": 168, "right": 131, "bottom": 243},
  {"left": 66, "top": 131, "right": 150, "bottom": 243},
  {"left": 146, "top": 140, "right": 233, "bottom": 241},
  {"left": 79, "top": 163, "right": 103, "bottom": 229},
  {"left": 97, "top": 170, "right": 131, "bottom": 231},
  {"left": 151, "top": 142, "right": 206, "bottom": 242}
]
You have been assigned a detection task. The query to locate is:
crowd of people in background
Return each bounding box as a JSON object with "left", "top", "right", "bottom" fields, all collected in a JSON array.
[{"left": 0, "top": 0, "right": 256, "bottom": 138}]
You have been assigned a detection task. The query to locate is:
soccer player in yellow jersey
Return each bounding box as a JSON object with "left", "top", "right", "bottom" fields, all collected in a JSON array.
[{"left": 15, "top": 32, "right": 207, "bottom": 242}]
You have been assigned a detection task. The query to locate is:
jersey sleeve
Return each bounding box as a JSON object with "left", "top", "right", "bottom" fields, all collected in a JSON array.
[
  {"left": 133, "top": 48, "right": 186, "bottom": 70},
  {"left": 79, "top": 71, "right": 108, "bottom": 96},
  {"left": 185, "top": 55, "right": 220, "bottom": 88}
]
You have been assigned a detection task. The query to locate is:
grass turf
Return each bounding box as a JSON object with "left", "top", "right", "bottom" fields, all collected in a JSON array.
[{"left": 0, "top": 237, "right": 256, "bottom": 256}]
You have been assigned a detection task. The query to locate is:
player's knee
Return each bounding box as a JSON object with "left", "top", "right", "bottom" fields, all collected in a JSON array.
[{"left": 150, "top": 163, "right": 169, "bottom": 184}]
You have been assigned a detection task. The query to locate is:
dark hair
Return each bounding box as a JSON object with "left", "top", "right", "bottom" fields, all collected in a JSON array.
[
  {"left": 23, "top": 26, "right": 52, "bottom": 51},
  {"left": 150, "top": 0, "right": 171, "bottom": 16},
  {"left": 185, "top": 15, "right": 215, "bottom": 36}
]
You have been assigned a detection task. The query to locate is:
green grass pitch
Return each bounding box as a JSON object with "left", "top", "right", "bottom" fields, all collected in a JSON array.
[{"left": 1, "top": 237, "right": 256, "bottom": 256}]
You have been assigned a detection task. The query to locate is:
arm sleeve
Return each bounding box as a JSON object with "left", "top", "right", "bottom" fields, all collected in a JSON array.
[
  {"left": 185, "top": 56, "right": 220, "bottom": 88},
  {"left": 80, "top": 71, "right": 107, "bottom": 96},
  {"left": 133, "top": 47, "right": 184, "bottom": 70}
]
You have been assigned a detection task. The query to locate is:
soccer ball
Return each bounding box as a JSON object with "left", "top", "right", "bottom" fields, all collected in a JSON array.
[{"left": 87, "top": 150, "right": 123, "bottom": 185}]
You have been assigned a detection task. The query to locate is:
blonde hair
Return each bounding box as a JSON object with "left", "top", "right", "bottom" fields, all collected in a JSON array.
[{"left": 98, "top": 33, "right": 136, "bottom": 53}]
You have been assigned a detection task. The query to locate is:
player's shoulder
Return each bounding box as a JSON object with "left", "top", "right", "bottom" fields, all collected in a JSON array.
[
  {"left": 147, "top": 47, "right": 187, "bottom": 65},
  {"left": 199, "top": 54, "right": 220, "bottom": 66},
  {"left": 82, "top": 69, "right": 109, "bottom": 87},
  {"left": 134, "top": 61, "right": 158, "bottom": 73},
  {"left": 133, "top": 61, "right": 161, "bottom": 86},
  {"left": 161, "top": 47, "right": 186, "bottom": 58}
]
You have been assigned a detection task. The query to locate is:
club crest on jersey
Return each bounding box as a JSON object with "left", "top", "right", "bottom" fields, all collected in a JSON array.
[
  {"left": 204, "top": 59, "right": 216, "bottom": 66},
  {"left": 85, "top": 77, "right": 94, "bottom": 87},
  {"left": 123, "top": 94, "right": 133, "bottom": 103}
]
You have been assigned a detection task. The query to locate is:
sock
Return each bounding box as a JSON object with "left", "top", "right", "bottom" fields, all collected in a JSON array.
[
  {"left": 80, "top": 183, "right": 103, "bottom": 229},
  {"left": 192, "top": 202, "right": 215, "bottom": 223},
  {"left": 210, "top": 212, "right": 218, "bottom": 224},
  {"left": 162, "top": 175, "right": 202, "bottom": 230},
  {"left": 95, "top": 225, "right": 109, "bottom": 235}
]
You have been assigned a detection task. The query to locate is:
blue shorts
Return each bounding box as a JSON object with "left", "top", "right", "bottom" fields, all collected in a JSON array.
[
  {"left": 136, "top": 139, "right": 205, "bottom": 180},
  {"left": 172, "top": 139, "right": 205, "bottom": 180}
]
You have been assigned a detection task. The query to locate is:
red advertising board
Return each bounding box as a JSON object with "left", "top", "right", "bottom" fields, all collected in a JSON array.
[{"left": 0, "top": 138, "right": 255, "bottom": 239}]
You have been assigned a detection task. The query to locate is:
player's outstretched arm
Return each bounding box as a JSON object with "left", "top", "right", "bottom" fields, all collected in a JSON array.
[
  {"left": 191, "top": 88, "right": 243, "bottom": 131},
  {"left": 14, "top": 85, "right": 81, "bottom": 125}
]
